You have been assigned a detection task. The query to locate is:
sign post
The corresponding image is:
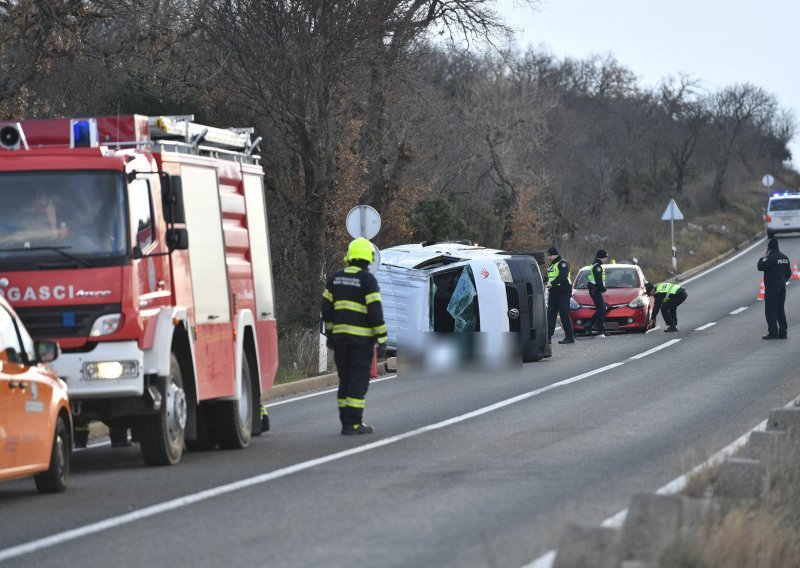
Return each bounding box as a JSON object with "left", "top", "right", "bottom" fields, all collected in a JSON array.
[{"left": 661, "top": 199, "right": 684, "bottom": 271}]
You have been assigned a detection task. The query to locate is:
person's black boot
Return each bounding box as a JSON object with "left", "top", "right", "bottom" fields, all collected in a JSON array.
[
  {"left": 664, "top": 326, "right": 678, "bottom": 332},
  {"left": 558, "top": 337, "right": 575, "bottom": 344},
  {"left": 341, "top": 423, "right": 374, "bottom": 436},
  {"left": 762, "top": 334, "right": 779, "bottom": 340}
]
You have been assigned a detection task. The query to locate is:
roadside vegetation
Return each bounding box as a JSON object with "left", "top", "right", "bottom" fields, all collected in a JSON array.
[
  {"left": 1, "top": 1, "right": 797, "bottom": 374},
  {"left": 664, "top": 431, "right": 800, "bottom": 567}
]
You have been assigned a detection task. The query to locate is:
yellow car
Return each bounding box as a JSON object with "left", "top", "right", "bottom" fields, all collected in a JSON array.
[{"left": 0, "top": 297, "right": 69, "bottom": 493}]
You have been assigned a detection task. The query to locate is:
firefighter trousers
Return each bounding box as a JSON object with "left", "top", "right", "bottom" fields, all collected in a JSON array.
[{"left": 333, "top": 343, "right": 373, "bottom": 427}]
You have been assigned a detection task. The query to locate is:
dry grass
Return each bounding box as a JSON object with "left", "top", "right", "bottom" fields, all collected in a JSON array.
[
  {"left": 275, "top": 327, "right": 332, "bottom": 384},
  {"left": 671, "top": 430, "right": 800, "bottom": 567}
]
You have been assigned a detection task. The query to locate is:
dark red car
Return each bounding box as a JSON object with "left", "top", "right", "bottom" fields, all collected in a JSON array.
[{"left": 569, "top": 263, "right": 654, "bottom": 334}]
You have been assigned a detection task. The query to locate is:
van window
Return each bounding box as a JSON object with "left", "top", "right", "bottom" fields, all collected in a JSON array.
[
  {"left": 431, "top": 266, "right": 480, "bottom": 332},
  {"left": 769, "top": 198, "right": 800, "bottom": 212}
]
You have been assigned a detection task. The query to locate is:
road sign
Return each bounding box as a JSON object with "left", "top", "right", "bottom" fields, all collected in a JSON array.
[
  {"left": 661, "top": 199, "right": 684, "bottom": 271},
  {"left": 346, "top": 205, "right": 381, "bottom": 239},
  {"left": 661, "top": 199, "right": 684, "bottom": 221},
  {"left": 762, "top": 174, "right": 775, "bottom": 188}
]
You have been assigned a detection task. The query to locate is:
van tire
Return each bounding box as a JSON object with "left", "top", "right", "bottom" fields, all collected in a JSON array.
[
  {"left": 34, "top": 415, "right": 70, "bottom": 493},
  {"left": 214, "top": 356, "right": 253, "bottom": 450},
  {"left": 139, "top": 354, "right": 186, "bottom": 466}
]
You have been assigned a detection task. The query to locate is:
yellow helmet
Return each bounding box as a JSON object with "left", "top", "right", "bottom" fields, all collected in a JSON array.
[{"left": 347, "top": 237, "right": 374, "bottom": 263}]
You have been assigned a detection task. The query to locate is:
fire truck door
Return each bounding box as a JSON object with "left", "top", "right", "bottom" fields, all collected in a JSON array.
[{"left": 179, "top": 165, "right": 234, "bottom": 399}]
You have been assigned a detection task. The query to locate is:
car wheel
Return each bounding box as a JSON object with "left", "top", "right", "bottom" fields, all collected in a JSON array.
[{"left": 34, "top": 415, "right": 70, "bottom": 493}]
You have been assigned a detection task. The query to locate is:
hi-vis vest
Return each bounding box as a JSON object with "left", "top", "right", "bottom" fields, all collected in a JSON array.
[
  {"left": 586, "top": 264, "right": 605, "bottom": 287},
  {"left": 547, "top": 261, "right": 572, "bottom": 287},
  {"left": 655, "top": 282, "right": 681, "bottom": 298}
]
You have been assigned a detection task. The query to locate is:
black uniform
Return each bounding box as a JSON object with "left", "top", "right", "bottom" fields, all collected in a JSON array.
[
  {"left": 588, "top": 259, "right": 607, "bottom": 335},
  {"left": 757, "top": 238, "right": 791, "bottom": 339},
  {"left": 546, "top": 256, "right": 575, "bottom": 343},
  {"left": 321, "top": 262, "right": 387, "bottom": 433},
  {"left": 650, "top": 283, "right": 688, "bottom": 330}
]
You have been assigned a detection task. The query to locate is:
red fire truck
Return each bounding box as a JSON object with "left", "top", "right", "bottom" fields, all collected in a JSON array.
[{"left": 0, "top": 115, "right": 278, "bottom": 465}]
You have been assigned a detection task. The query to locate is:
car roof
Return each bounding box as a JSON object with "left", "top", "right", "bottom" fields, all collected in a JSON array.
[{"left": 576, "top": 263, "right": 640, "bottom": 271}]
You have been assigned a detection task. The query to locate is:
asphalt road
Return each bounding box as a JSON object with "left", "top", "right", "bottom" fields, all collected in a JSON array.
[{"left": 2, "top": 235, "right": 799, "bottom": 568}]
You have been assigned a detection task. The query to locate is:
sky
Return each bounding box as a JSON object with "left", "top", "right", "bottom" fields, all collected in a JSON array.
[{"left": 494, "top": 0, "right": 800, "bottom": 171}]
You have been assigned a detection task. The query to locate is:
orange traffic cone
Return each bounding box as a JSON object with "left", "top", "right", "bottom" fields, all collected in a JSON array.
[
  {"left": 793, "top": 262, "right": 800, "bottom": 280},
  {"left": 370, "top": 345, "right": 378, "bottom": 379},
  {"left": 757, "top": 278, "right": 765, "bottom": 300}
]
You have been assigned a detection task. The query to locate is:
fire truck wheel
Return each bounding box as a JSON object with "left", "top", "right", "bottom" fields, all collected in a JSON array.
[
  {"left": 214, "top": 356, "right": 253, "bottom": 450},
  {"left": 139, "top": 354, "right": 186, "bottom": 466},
  {"left": 34, "top": 415, "right": 70, "bottom": 493}
]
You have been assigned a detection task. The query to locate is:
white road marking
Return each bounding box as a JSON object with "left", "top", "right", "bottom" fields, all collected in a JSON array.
[
  {"left": 0, "top": 341, "right": 683, "bottom": 563},
  {"left": 267, "top": 375, "right": 397, "bottom": 407},
  {"left": 730, "top": 307, "right": 748, "bottom": 315},
  {"left": 627, "top": 339, "right": 681, "bottom": 360},
  {"left": 645, "top": 325, "right": 661, "bottom": 334},
  {"left": 694, "top": 322, "right": 717, "bottom": 331}
]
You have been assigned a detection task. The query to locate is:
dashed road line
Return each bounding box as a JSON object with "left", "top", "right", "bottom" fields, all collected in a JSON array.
[
  {"left": 694, "top": 322, "right": 717, "bottom": 331},
  {"left": 730, "top": 307, "right": 748, "bottom": 315}
]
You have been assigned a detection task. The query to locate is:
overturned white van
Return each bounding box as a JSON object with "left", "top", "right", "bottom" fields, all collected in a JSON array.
[{"left": 375, "top": 241, "right": 550, "bottom": 363}]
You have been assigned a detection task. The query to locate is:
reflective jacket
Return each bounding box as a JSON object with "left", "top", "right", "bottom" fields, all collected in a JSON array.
[
  {"left": 321, "top": 264, "right": 387, "bottom": 347},
  {"left": 547, "top": 257, "right": 572, "bottom": 294},
  {"left": 587, "top": 260, "right": 606, "bottom": 294},
  {"left": 651, "top": 282, "right": 686, "bottom": 319}
]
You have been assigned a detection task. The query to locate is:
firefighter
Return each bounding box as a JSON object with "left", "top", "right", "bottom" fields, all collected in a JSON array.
[
  {"left": 545, "top": 246, "right": 575, "bottom": 344},
  {"left": 757, "top": 237, "right": 791, "bottom": 339},
  {"left": 645, "top": 281, "right": 688, "bottom": 332},
  {"left": 587, "top": 249, "right": 608, "bottom": 337},
  {"left": 321, "top": 237, "right": 387, "bottom": 435}
]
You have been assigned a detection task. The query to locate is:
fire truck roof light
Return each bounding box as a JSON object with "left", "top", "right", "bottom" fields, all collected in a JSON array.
[{"left": 71, "top": 119, "right": 99, "bottom": 148}]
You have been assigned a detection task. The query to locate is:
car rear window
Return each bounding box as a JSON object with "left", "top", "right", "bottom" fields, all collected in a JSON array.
[{"left": 769, "top": 198, "right": 800, "bottom": 212}]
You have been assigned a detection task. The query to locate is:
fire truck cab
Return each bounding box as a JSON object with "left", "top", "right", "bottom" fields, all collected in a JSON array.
[{"left": 0, "top": 115, "right": 278, "bottom": 465}]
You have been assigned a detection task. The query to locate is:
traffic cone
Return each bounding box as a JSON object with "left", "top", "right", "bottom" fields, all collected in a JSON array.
[
  {"left": 793, "top": 262, "right": 800, "bottom": 280},
  {"left": 757, "top": 278, "right": 765, "bottom": 300},
  {"left": 370, "top": 345, "right": 378, "bottom": 379}
]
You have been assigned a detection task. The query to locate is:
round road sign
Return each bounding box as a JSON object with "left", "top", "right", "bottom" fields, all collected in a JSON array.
[
  {"left": 762, "top": 174, "right": 775, "bottom": 188},
  {"left": 346, "top": 205, "right": 381, "bottom": 239}
]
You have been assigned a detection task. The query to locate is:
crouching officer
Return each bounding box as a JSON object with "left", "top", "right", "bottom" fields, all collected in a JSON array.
[
  {"left": 645, "top": 282, "right": 688, "bottom": 332},
  {"left": 321, "top": 237, "right": 387, "bottom": 435},
  {"left": 546, "top": 247, "right": 575, "bottom": 344},
  {"left": 588, "top": 249, "right": 608, "bottom": 337},
  {"left": 757, "top": 237, "right": 791, "bottom": 339}
]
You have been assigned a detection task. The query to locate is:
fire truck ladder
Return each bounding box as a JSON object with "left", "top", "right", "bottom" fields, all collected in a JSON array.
[{"left": 147, "top": 115, "right": 262, "bottom": 156}]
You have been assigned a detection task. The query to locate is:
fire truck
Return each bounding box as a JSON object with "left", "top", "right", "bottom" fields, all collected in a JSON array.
[{"left": 0, "top": 115, "right": 278, "bottom": 465}]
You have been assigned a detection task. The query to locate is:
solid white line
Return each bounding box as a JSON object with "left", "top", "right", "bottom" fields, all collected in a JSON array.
[
  {"left": 694, "top": 322, "right": 717, "bottom": 331},
  {"left": 0, "top": 342, "right": 684, "bottom": 562},
  {"left": 730, "top": 307, "right": 748, "bottom": 315},
  {"left": 627, "top": 339, "right": 681, "bottom": 360},
  {"left": 680, "top": 238, "right": 765, "bottom": 285},
  {"left": 266, "top": 375, "right": 397, "bottom": 407},
  {"left": 0, "top": 363, "right": 627, "bottom": 562}
]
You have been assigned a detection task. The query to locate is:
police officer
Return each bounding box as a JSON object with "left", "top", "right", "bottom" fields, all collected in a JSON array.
[
  {"left": 588, "top": 249, "right": 608, "bottom": 337},
  {"left": 321, "top": 237, "right": 387, "bottom": 435},
  {"left": 645, "top": 281, "right": 688, "bottom": 332},
  {"left": 545, "top": 247, "right": 575, "bottom": 344},
  {"left": 757, "top": 237, "right": 791, "bottom": 339}
]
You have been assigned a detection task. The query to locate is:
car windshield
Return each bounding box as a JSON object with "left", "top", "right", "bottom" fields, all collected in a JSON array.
[
  {"left": 573, "top": 266, "right": 640, "bottom": 289},
  {"left": 0, "top": 171, "right": 127, "bottom": 269},
  {"left": 769, "top": 198, "right": 800, "bottom": 212}
]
